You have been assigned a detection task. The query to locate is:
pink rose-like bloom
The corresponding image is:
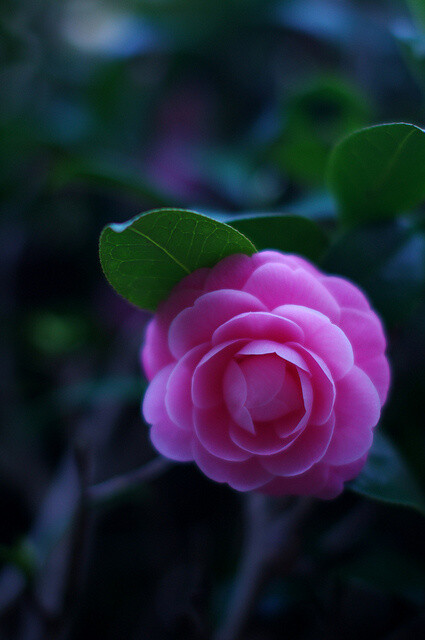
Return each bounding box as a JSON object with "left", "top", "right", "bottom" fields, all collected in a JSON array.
[{"left": 141, "top": 251, "right": 390, "bottom": 499}]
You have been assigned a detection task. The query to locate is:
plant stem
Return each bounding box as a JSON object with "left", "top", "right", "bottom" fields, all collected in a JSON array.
[
  {"left": 87, "top": 457, "right": 173, "bottom": 505},
  {"left": 214, "top": 495, "right": 314, "bottom": 640},
  {"left": 214, "top": 493, "right": 270, "bottom": 640}
]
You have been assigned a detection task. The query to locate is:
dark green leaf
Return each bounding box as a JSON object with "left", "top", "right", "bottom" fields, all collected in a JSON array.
[
  {"left": 328, "top": 123, "right": 425, "bottom": 224},
  {"left": 268, "top": 77, "right": 369, "bottom": 186},
  {"left": 50, "top": 155, "right": 169, "bottom": 208},
  {"left": 349, "top": 431, "right": 425, "bottom": 514},
  {"left": 323, "top": 222, "right": 425, "bottom": 325},
  {"left": 229, "top": 214, "right": 328, "bottom": 262},
  {"left": 337, "top": 549, "right": 425, "bottom": 605},
  {"left": 407, "top": 0, "right": 425, "bottom": 31},
  {"left": 99, "top": 208, "right": 257, "bottom": 311}
]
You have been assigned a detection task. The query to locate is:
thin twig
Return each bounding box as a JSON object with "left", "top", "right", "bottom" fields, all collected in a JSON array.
[{"left": 87, "top": 457, "right": 173, "bottom": 505}]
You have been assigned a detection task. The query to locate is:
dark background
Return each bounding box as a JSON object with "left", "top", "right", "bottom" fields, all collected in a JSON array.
[{"left": 1, "top": 1, "right": 425, "bottom": 638}]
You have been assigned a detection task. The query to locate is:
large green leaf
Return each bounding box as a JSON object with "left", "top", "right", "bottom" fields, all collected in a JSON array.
[
  {"left": 229, "top": 214, "right": 328, "bottom": 262},
  {"left": 268, "top": 77, "right": 369, "bottom": 186},
  {"left": 99, "top": 208, "right": 256, "bottom": 311},
  {"left": 349, "top": 431, "right": 425, "bottom": 514},
  {"left": 322, "top": 221, "right": 425, "bottom": 325},
  {"left": 328, "top": 123, "right": 425, "bottom": 224}
]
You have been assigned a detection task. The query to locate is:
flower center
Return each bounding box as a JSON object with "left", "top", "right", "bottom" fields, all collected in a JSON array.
[{"left": 223, "top": 353, "right": 305, "bottom": 433}]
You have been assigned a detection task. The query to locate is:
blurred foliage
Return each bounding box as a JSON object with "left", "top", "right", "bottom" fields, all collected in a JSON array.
[{"left": 2, "top": 1, "right": 425, "bottom": 639}]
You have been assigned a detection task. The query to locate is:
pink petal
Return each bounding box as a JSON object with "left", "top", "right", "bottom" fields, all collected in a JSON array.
[
  {"left": 360, "top": 355, "right": 390, "bottom": 405},
  {"left": 173, "top": 267, "right": 209, "bottom": 292},
  {"left": 259, "top": 463, "right": 329, "bottom": 496},
  {"left": 248, "top": 365, "right": 300, "bottom": 422},
  {"left": 193, "top": 405, "right": 251, "bottom": 461},
  {"left": 142, "top": 287, "right": 201, "bottom": 379},
  {"left": 223, "top": 360, "right": 247, "bottom": 414},
  {"left": 150, "top": 417, "right": 193, "bottom": 461},
  {"left": 142, "top": 364, "right": 174, "bottom": 424},
  {"left": 222, "top": 361, "right": 255, "bottom": 434},
  {"left": 251, "top": 251, "right": 320, "bottom": 275},
  {"left": 165, "top": 343, "right": 209, "bottom": 430},
  {"left": 229, "top": 419, "right": 299, "bottom": 455},
  {"left": 316, "top": 456, "right": 367, "bottom": 499},
  {"left": 273, "top": 370, "right": 313, "bottom": 438},
  {"left": 275, "top": 305, "right": 354, "bottom": 381},
  {"left": 260, "top": 413, "right": 334, "bottom": 476},
  {"left": 191, "top": 340, "right": 245, "bottom": 409},
  {"left": 244, "top": 263, "right": 340, "bottom": 320},
  {"left": 168, "top": 290, "right": 265, "bottom": 359},
  {"left": 142, "top": 319, "right": 173, "bottom": 381},
  {"left": 239, "top": 354, "right": 286, "bottom": 409},
  {"left": 237, "top": 340, "right": 310, "bottom": 371},
  {"left": 292, "top": 345, "right": 335, "bottom": 425},
  {"left": 212, "top": 311, "right": 304, "bottom": 347},
  {"left": 321, "top": 275, "right": 370, "bottom": 311},
  {"left": 191, "top": 440, "right": 272, "bottom": 491},
  {"left": 339, "top": 308, "right": 386, "bottom": 363},
  {"left": 323, "top": 366, "right": 381, "bottom": 466},
  {"left": 204, "top": 254, "right": 255, "bottom": 291}
]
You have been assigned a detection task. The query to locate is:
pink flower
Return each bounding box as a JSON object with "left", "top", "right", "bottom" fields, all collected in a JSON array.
[{"left": 141, "top": 251, "right": 390, "bottom": 499}]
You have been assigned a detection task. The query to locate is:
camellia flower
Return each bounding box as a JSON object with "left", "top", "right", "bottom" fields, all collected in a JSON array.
[{"left": 141, "top": 251, "right": 390, "bottom": 499}]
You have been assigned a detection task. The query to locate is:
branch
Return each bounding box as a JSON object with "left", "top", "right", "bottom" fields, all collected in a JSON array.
[
  {"left": 87, "top": 457, "right": 173, "bottom": 506},
  {"left": 214, "top": 495, "right": 314, "bottom": 640}
]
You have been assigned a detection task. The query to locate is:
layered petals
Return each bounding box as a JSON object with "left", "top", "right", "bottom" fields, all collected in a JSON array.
[{"left": 141, "top": 250, "right": 390, "bottom": 499}]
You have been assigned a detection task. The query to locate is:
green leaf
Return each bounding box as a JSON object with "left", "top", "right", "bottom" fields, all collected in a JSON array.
[
  {"left": 407, "top": 0, "right": 425, "bottom": 31},
  {"left": 268, "top": 77, "right": 369, "bottom": 186},
  {"left": 228, "top": 215, "right": 328, "bottom": 263},
  {"left": 349, "top": 431, "right": 425, "bottom": 514},
  {"left": 337, "top": 549, "right": 425, "bottom": 605},
  {"left": 50, "top": 154, "right": 169, "bottom": 208},
  {"left": 322, "top": 222, "right": 425, "bottom": 326},
  {"left": 99, "top": 208, "right": 256, "bottom": 311},
  {"left": 328, "top": 123, "right": 425, "bottom": 224}
]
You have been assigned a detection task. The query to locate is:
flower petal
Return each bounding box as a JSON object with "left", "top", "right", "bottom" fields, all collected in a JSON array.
[
  {"left": 360, "top": 354, "right": 390, "bottom": 405},
  {"left": 321, "top": 275, "right": 370, "bottom": 311},
  {"left": 165, "top": 343, "right": 209, "bottom": 430},
  {"left": 339, "top": 308, "right": 386, "bottom": 363},
  {"left": 323, "top": 366, "right": 380, "bottom": 466},
  {"left": 237, "top": 340, "right": 310, "bottom": 371},
  {"left": 244, "top": 263, "right": 340, "bottom": 320},
  {"left": 204, "top": 253, "right": 255, "bottom": 291},
  {"left": 150, "top": 418, "right": 193, "bottom": 461},
  {"left": 169, "top": 290, "right": 265, "bottom": 359},
  {"left": 275, "top": 305, "right": 354, "bottom": 380},
  {"left": 292, "top": 345, "right": 335, "bottom": 425},
  {"left": 142, "top": 364, "right": 174, "bottom": 424},
  {"left": 192, "top": 340, "right": 245, "bottom": 409},
  {"left": 212, "top": 311, "right": 304, "bottom": 347},
  {"left": 192, "top": 440, "right": 272, "bottom": 491},
  {"left": 259, "top": 463, "right": 329, "bottom": 496},
  {"left": 260, "top": 413, "right": 334, "bottom": 476},
  {"left": 193, "top": 405, "right": 251, "bottom": 461}
]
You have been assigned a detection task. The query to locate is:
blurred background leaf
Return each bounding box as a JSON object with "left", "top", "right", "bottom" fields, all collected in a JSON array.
[{"left": 328, "top": 123, "right": 425, "bottom": 225}]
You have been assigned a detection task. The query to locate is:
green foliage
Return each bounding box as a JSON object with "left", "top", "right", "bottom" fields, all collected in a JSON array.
[
  {"left": 349, "top": 432, "right": 425, "bottom": 514},
  {"left": 337, "top": 548, "right": 425, "bottom": 605},
  {"left": 229, "top": 214, "right": 328, "bottom": 262},
  {"left": 99, "top": 208, "right": 256, "bottom": 310},
  {"left": 328, "top": 123, "right": 425, "bottom": 225},
  {"left": 268, "top": 78, "right": 369, "bottom": 186},
  {"left": 323, "top": 221, "right": 425, "bottom": 325}
]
